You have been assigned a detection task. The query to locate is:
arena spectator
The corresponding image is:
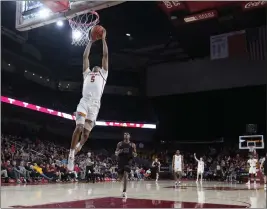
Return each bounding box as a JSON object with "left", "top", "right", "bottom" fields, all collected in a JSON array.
[
  {"left": 31, "top": 163, "right": 53, "bottom": 181},
  {"left": 135, "top": 167, "right": 142, "bottom": 180},
  {"left": 74, "top": 164, "right": 81, "bottom": 180},
  {"left": 1, "top": 165, "right": 8, "bottom": 181},
  {"left": 3, "top": 160, "right": 20, "bottom": 183},
  {"left": 18, "top": 161, "right": 31, "bottom": 182}
]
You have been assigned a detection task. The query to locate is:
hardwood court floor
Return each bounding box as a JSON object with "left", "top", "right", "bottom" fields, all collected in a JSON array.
[{"left": 1, "top": 180, "right": 266, "bottom": 208}]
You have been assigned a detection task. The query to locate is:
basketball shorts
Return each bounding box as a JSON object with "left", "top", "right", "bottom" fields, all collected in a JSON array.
[
  {"left": 118, "top": 158, "right": 132, "bottom": 175},
  {"left": 197, "top": 169, "right": 204, "bottom": 174},
  {"left": 174, "top": 166, "right": 182, "bottom": 173},
  {"left": 249, "top": 167, "right": 256, "bottom": 174},
  {"left": 76, "top": 98, "right": 100, "bottom": 125}
]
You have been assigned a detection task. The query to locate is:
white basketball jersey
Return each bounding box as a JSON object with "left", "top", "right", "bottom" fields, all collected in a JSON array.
[
  {"left": 198, "top": 161, "right": 204, "bottom": 171},
  {"left": 174, "top": 155, "right": 182, "bottom": 170},
  {"left": 247, "top": 159, "right": 257, "bottom": 167},
  {"left": 82, "top": 68, "right": 108, "bottom": 100}
]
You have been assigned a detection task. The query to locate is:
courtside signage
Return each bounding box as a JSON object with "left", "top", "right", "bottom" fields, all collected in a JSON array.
[{"left": 1, "top": 96, "right": 156, "bottom": 129}]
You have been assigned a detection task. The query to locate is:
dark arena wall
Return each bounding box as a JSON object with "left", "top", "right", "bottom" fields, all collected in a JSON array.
[
  {"left": 150, "top": 85, "right": 266, "bottom": 142},
  {"left": 146, "top": 57, "right": 267, "bottom": 97}
]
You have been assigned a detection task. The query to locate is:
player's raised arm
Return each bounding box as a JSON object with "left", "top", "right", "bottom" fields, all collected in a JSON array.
[
  {"left": 83, "top": 41, "right": 93, "bottom": 72},
  {"left": 194, "top": 153, "right": 199, "bottom": 162},
  {"left": 101, "top": 30, "right": 108, "bottom": 71}
]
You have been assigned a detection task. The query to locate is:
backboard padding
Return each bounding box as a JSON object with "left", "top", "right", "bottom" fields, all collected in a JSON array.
[{"left": 16, "top": 1, "right": 125, "bottom": 31}]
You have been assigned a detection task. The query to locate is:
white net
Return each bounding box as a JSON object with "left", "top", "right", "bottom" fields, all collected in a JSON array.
[
  {"left": 248, "top": 146, "right": 255, "bottom": 153},
  {"left": 68, "top": 11, "right": 99, "bottom": 46}
]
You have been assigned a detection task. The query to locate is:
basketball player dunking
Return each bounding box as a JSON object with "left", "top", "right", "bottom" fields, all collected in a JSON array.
[
  {"left": 172, "top": 150, "right": 184, "bottom": 187},
  {"left": 152, "top": 158, "right": 161, "bottom": 182},
  {"left": 246, "top": 155, "right": 258, "bottom": 185},
  {"left": 115, "top": 132, "right": 137, "bottom": 199},
  {"left": 194, "top": 153, "right": 204, "bottom": 182},
  {"left": 67, "top": 30, "right": 108, "bottom": 171},
  {"left": 260, "top": 152, "right": 267, "bottom": 190}
]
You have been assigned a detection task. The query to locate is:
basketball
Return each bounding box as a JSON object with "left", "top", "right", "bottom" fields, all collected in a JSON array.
[{"left": 90, "top": 25, "right": 105, "bottom": 41}]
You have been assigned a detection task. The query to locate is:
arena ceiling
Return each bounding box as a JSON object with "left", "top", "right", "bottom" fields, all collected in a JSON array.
[{"left": 2, "top": 1, "right": 266, "bottom": 77}]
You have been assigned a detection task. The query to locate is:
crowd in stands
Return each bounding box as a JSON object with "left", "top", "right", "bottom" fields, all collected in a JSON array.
[
  {"left": 2, "top": 133, "right": 263, "bottom": 184},
  {"left": 1, "top": 134, "right": 150, "bottom": 184},
  {"left": 183, "top": 151, "right": 253, "bottom": 182}
]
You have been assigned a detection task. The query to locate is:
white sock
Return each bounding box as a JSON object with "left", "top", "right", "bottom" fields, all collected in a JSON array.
[{"left": 69, "top": 149, "right": 75, "bottom": 158}]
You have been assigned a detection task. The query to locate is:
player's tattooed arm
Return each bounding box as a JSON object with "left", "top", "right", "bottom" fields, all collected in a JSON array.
[
  {"left": 102, "top": 30, "right": 108, "bottom": 71},
  {"left": 83, "top": 41, "right": 93, "bottom": 72},
  {"left": 115, "top": 142, "right": 122, "bottom": 156},
  {"left": 132, "top": 143, "right": 137, "bottom": 157}
]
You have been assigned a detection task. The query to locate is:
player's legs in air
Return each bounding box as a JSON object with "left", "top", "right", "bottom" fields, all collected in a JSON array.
[
  {"left": 67, "top": 111, "right": 86, "bottom": 171},
  {"left": 75, "top": 104, "right": 98, "bottom": 154},
  {"left": 75, "top": 119, "right": 94, "bottom": 154},
  {"left": 68, "top": 100, "right": 99, "bottom": 171}
]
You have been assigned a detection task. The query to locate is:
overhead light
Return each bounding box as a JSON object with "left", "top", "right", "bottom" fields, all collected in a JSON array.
[
  {"left": 73, "top": 30, "right": 82, "bottom": 40},
  {"left": 8, "top": 63, "right": 11, "bottom": 66},
  {"left": 25, "top": 70, "right": 27, "bottom": 72},
  {"left": 56, "top": 20, "right": 64, "bottom": 27},
  {"left": 47, "top": 79, "right": 49, "bottom": 81},
  {"left": 40, "top": 76, "right": 42, "bottom": 78},
  {"left": 126, "top": 33, "right": 131, "bottom": 37},
  {"left": 33, "top": 73, "right": 35, "bottom": 75}
]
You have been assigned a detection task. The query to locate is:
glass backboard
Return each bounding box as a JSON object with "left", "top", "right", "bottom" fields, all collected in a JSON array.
[
  {"left": 16, "top": 1, "right": 124, "bottom": 31},
  {"left": 239, "top": 135, "right": 264, "bottom": 150}
]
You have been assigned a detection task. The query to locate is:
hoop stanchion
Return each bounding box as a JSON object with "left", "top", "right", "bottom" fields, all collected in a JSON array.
[{"left": 68, "top": 11, "right": 99, "bottom": 46}]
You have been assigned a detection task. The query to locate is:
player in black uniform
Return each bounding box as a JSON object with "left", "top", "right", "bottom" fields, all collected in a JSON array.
[
  {"left": 260, "top": 152, "right": 267, "bottom": 190},
  {"left": 152, "top": 158, "right": 160, "bottom": 182},
  {"left": 115, "top": 132, "right": 137, "bottom": 198}
]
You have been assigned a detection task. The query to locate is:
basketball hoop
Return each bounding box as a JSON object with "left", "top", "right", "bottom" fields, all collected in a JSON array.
[{"left": 68, "top": 11, "right": 99, "bottom": 46}]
